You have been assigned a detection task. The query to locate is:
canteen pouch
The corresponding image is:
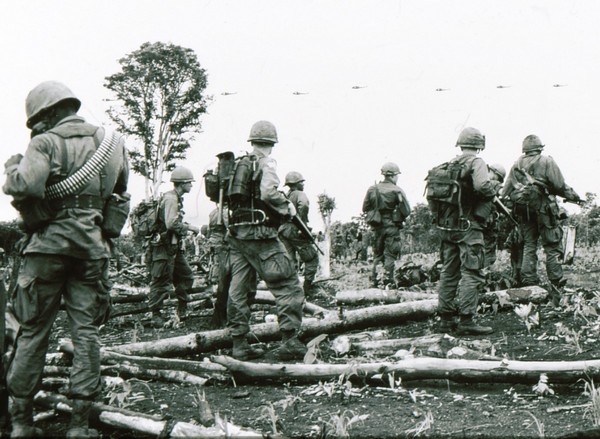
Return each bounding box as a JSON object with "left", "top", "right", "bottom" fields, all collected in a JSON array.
[{"left": 102, "top": 192, "right": 131, "bottom": 238}]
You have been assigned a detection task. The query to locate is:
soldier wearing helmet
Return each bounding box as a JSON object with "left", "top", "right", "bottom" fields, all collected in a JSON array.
[
  {"left": 501, "top": 134, "right": 581, "bottom": 303},
  {"left": 147, "top": 165, "right": 200, "bottom": 328},
  {"left": 434, "top": 127, "right": 500, "bottom": 336},
  {"left": 3, "top": 80, "right": 129, "bottom": 438},
  {"left": 225, "top": 120, "right": 307, "bottom": 362},
  {"left": 279, "top": 171, "right": 319, "bottom": 297},
  {"left": 362, "top": 161, "right": 411, "bottom": 288}
]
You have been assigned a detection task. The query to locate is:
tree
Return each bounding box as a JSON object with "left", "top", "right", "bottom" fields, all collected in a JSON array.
[
  {"left": 401, "top": 203, "right": 439, "bottom": 254},
  {"left": 317, "top": 193, "right": 336, "bottom": 278},
  {"left": 105, "top": 42, "right": 211, "bottom": 198}
]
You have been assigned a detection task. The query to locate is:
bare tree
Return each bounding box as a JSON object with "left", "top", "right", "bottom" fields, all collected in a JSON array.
[{"left": 317, "top": 193, "right": 336, "bottom": 278}]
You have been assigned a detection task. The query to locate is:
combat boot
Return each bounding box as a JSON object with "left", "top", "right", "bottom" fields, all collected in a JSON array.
[
  {"left": 66, "top": 399, "right": 99, "bottom": 438},
  {"left": 151, "top": 311, "right": 164, "bottom": 328},
  {"left": 303, "top": 279, "right": 317, "bottom": 298},
  {"left": 456, "top": 315, "right": 493, "bottom": 336},
  {"left": 437, "top": 313, "right": 457, "bottom": 333},
  {"left": 267, "top": 330, "right": 307, "bottom": 361},
  {"left": 9, "top": 397, "right": 43, "bottom": 438},
  {"left": 232, "top": 336, "right": 265, "bottom": 361}
]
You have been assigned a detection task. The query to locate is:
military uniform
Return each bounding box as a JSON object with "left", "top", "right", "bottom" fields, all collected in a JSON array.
[
  {"left": 3, "top": 111, "right": 128, "bottom": 436},
  {"left": 502, "top": 150, "right": 579, "bottom": 287},
  {"left": 227, "top": 151, "right": 304, "bottom": 339},
  {"left": 436, "top": 151, "right": 499, "bottom": 316},
  {"left": 148, "top": 189, "right": 196, "bottom": 319},
  {"left": 362, "top": 180, "right": 410, "bottom": 286},
  {"left": 279, "top": 187, "right": 318, "bottom": 295}
]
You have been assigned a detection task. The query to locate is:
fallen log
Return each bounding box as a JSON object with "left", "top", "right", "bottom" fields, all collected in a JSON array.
[
  {"left": 211, "top": 355, "right": 600, "bottom": 384},
  {"left": 349, "top": 333, "right": 493, "bottom": 358},
  {"left": 34, "top": 391, "right": 261, "bottom": 438},
  {"left": 58, "top": 339, "right": 229, "bottom": 381},
  {"left": 335, "top": 286, "right": 548, "bottom": 307},
  {"left": 107, "top": 300, "right": 438, "bottom": 357},
  {"left": 336, "top": 289, "right": 435, "bottom": 305},
  {"left": 254, "top": 290, "right": 331, "bottom": 316}
]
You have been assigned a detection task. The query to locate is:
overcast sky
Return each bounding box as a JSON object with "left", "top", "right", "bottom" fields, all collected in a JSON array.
[{"left": 1, "top": 0, "right": 599, "bottom": 230}]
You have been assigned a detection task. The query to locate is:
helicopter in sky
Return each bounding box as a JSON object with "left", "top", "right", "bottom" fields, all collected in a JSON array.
[
  {"left": 292, "top": 91, "right": 309, "bottom": 95},
  {"left": 220, "top": 91, "right": 237, "bottom": 96}
]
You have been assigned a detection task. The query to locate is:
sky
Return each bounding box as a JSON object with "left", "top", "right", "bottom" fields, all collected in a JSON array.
[{"left": 1, "top": 0, "right": 600, "bottom": 230}]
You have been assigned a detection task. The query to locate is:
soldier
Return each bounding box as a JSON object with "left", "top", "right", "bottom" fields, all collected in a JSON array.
[
  {"left": 278, "top": 172, "right": 319, "bottom": 297},
  {"left": 226, "top": 120, "right": 306, "bottom": 361},
  {"left": 433, "top": 128, "right": 500, "bottom": 335},
  {"left": 362, "top": 162, "right": 411, "bottom": 288},
  {"left": 482, "top": 163, "right": 506, "bottom": 268},
  {"left": 207, "top": 205, "right": 258, "bottom": 329},
  {"left": 501, "top": 134, "right": 581, "bottom": 304},
  {"left": 147, "top": 166, "right": 200, "bottom": 328},
  {"left": 3, "top": 81, "right": 129, "bottom": 438}
]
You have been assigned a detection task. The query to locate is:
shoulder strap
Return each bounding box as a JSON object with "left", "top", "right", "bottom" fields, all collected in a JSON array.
[{"left": 45, "top": 130, "right": 119, "bottom": 200}]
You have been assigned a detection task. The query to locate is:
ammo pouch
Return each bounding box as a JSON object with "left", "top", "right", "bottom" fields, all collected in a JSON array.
[
  {"left": 12, "top": 197, "right": 58, "bottom": 233},
  {"left": 102, "top": 192, "right": 131, "bottom": 238}
]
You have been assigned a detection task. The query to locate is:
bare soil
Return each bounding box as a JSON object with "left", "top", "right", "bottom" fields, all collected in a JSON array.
[{"left": 20, "top": 254, "right": 600, "bottom": 438}]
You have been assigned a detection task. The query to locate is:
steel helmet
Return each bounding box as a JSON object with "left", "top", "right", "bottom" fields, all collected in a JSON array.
[
  {"left": 456, "top": 127, "right": 485, "bottom": 149},
  {"left": 247, "top": 120, "right": 278, "bottom": 144},
  {"left": 381, "top": 162, "right": 401, "bottom": 176},
  {"left": 522, "top": 134, "right": 544, "bottom": 153},
  {"left": 25, "top": 81, "right": 81, "bottom": 129},
  {"left": 489, "top": 163, "right": 506, "bottom": 182},
  {"left": 285, "top": 171, "right": 305, "bottom": 186},
  {"left": 170, "top": 166, "right": 195, "bottom": 183}
]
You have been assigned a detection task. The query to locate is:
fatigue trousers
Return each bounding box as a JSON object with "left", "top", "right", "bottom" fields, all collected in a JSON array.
[
  {"left": 227, "top": 237, "right": 304, "bottom": 338},
  {"left": 280, "top": 236, "right": 319, "bottom": 284},
  {"left": 437, "top": 228, "right": 485, "bottom": 317},
  {"left": 8, "top": 255, "right": 110, "bottom": 400},
  {"left": 518, "top": 210, "right": 563, "bottom": 286},
  {"left": 148, "top": 246, "right": 194, "bottom": 310},
  {"left": 371, "top": 225, "right": 401, "bottom": 285}
]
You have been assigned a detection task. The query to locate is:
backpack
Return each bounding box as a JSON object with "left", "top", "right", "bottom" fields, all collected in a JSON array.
[
  {"left": 130, "top": 197, "right": 161, "bottom": 240},
  {"left": 424, "top": 157, "right": 473, "bottom": 231},
  {"left": 364, "top": 183, "right": 382, "bottom": 227},
  {"left": 203, "top": 170, "right": 220, "bottom": 203},
  {"left": 509, "top": 157, "right": 546, "bottom": 210}
]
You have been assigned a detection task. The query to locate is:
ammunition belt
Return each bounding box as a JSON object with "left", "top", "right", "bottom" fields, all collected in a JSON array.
[{"left": 53, "top": 194, "right": 105, "bottom": 210}]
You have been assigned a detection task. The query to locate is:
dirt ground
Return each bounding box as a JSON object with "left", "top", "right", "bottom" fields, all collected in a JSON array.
[{"left": 18, "top": 252, "right": 600, "bottom": 438}]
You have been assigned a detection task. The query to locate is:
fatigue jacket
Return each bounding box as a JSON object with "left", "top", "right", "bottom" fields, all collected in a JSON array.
[{"left": 3, "top": 116, "right": 128, "bottom": 259}]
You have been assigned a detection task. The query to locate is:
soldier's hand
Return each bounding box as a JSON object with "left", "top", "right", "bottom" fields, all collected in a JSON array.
[{"left": 5, "top": 154, "right": 23, "bottom": 169}]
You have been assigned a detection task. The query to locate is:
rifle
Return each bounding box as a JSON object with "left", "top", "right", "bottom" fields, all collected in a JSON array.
[
  {"left": 493, "top": 196, "right": 518, "bottom": 227},
  {"left": 291, "top": 215, "right": 325, "bottom": 256}
]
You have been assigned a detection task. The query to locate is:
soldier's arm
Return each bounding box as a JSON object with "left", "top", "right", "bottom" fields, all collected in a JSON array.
[
  {"left": 3, "top": 135, "right": 53, "bottom": 199},
  {"left": 471, "top": 157, "right": 499, "bottom": 199},
  {"left": 163, "top": 194, "right": 189, "bottom": 235},
  {"left": 113, "top": 138, "right": 129, "bottom": 195},
  {"left": 294, "top": 192, "right": 310, "bottom": 222},
  {"left": 260, "top": 158, "right": 292, "bottom": 216},
  {"left": 543, "top": 156, "right": 579, "bottom": 200},
  {"left": 397, "top": 188, "right": 411, "bottom": 217},
  {"left": 362, "top": 186, "right": 374, "bottom": 212}
]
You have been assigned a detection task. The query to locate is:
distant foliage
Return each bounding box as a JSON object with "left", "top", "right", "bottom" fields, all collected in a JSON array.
[
  {"left": 0, "top": 220, "right": 24, "bottom": 254},
  {"left": 401, "top": 203, "right": 440, "bottom": 254}
]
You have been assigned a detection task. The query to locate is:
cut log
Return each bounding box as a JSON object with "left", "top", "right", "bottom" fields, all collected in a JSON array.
[
  {"left": 34, "top": 391, "right": 262, "bottom": 438},
  {"left": 58, "top": 339, "right": 229, "bottom": 381},
  {"left": 103, "top": 363, "right": 208, "bottom": 386},
  {"left": 211, "top": 355, "right": 600, "bottom": 385},
  {"left": 336, "top": 289, "right": 435, "bottom": 305},
  {"left": 107, "top": 300, "right": 438, "bottom": 357},
  {"left": 335, "top": 286, "right": 548, "bottom": 308}
]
